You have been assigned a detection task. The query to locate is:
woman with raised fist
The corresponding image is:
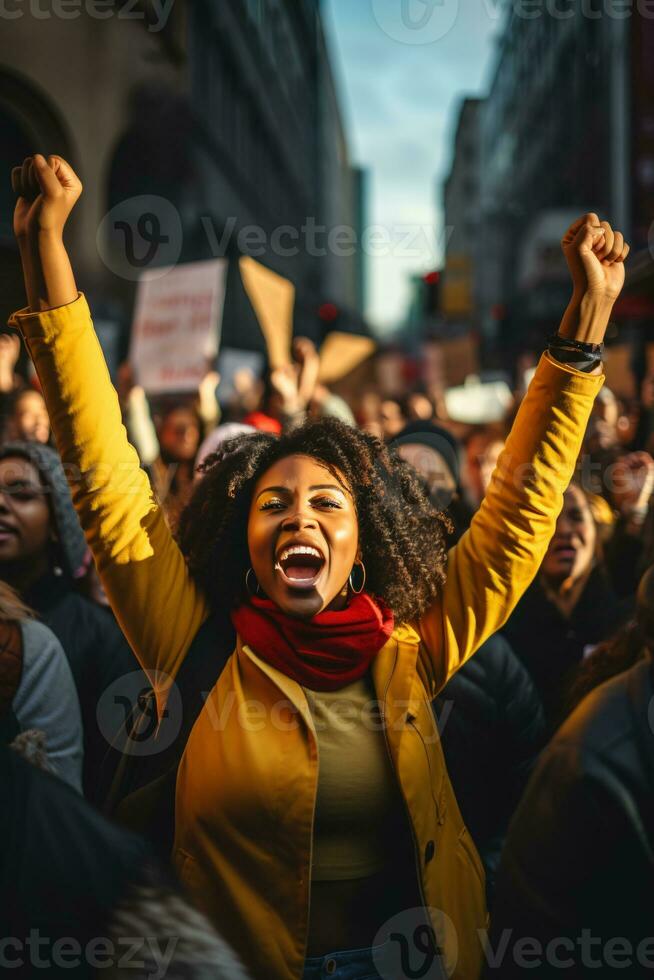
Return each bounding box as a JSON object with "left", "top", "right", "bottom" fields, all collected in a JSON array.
[{"left": 10, "top": 154, "right": 628, "bottom": 980}]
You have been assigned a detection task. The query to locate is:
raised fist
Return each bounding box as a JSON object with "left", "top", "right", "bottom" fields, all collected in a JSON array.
[
  {"left": 561, "top": 213, "right": 630, "bottom": 303},
  {"left": 12, "top": 154, "right": 82, "bottom": 242}
]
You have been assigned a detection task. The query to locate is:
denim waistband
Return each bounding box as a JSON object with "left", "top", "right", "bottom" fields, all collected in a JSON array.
[{"left": 302, "top": 940, "right": 393, "bottom": 979}]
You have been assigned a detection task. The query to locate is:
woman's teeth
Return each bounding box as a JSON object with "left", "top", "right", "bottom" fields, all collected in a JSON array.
[
  {"left": 278, "top": 545, "right": 323, "bottom": 563},
  {"left": 275, "top": 545, "right": 325, "bottom": 587}
]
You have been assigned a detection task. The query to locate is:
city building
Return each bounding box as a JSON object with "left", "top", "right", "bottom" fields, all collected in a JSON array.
[
  {"left": 441, "top": 97, "right": 482, "bottom": 333},
  {"left": 0, "top": 0, "right": 363, "bottom": 368},
  {"left": 477, "top": 2, "right": 654, "bottom": 364}
]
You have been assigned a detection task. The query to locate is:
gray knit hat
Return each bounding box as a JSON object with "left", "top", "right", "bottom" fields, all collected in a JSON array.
[{"left": 0, "top": 441, "right": 88, "bottom": 577}]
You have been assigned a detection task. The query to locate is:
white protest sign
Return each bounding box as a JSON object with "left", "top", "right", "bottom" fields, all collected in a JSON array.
[
  {"left": 444, "top": 376, "right": 513, "bottom": 424},
  {"left": 130, "top": 258, "right": 228, "bottom": 394}
]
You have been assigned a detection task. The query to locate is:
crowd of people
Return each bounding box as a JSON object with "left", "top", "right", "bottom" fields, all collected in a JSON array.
[{"left": 1, "top": 152, "right": 652, "bottom": 979}]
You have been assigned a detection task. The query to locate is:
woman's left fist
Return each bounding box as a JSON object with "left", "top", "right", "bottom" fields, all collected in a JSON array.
[{"left": 562, "top": 213, "right": 630, "bottom": 304}]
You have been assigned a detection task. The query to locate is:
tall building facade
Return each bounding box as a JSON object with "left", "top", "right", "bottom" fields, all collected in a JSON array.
[
  {"left": 441, "top": 97, "right": 483, "bottom": 333},
  {"left": 0, "top": 0, "right": 362, "bottom": 358},
  {"left": 476, "top": 2, "right": 653, "bottom": 361}
]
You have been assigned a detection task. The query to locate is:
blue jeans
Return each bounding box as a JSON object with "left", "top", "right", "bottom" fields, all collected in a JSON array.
[{"left": 302, "top": 941, "right": 393, "bottom": 979}]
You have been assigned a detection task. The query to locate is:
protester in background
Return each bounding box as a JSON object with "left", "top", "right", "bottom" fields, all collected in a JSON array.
[
  {"left": 153, "top": 401, "right": 205, "bottom": 526},
  {"left": 393, "top": 423, "right": 546, "bottom": 899},
  {"left": 603, "top": 449, "right": 654, "bottom": 597},
  {"left": 118, "top": 365, "right": 220, "bottom": 528},
  {"left": 585, "top": 384, "right": 620, "bottom": 454},
  {"left": 631, "top": 371, "right": 654, "bottom": 455},
  {"left": 0, "top": 580, "right": 82, "bottom": 790},
  {"left": 0, "top": 331, "right": 51, "bottom": 445},
  {"left": 12, "top": 156, "right": 624, "bottom": 980},
  {"left": 0, "top": 441, "right": 143, "bottom": 801},
  {"left": 486, "top": 567, "right": 654, "bottom": 979},
  {"left": 379, "top": 398, "right": 405, "bottom": 440},
  {"left": 242, "top": 337, "right": 323, "bottom": 435},
  {"left": 195, "top": 422, "right": 257, "bottom": 476},
  {"left": 392, "top": 420, "right": 473, "bottom": 537},
  {"left": 563, "top": 615, "right": 649, "bottom": 718},
  {"left": 357, "top": 390, "right": 383, "bottom": 439},
  {"left": 309, "top": 383, "right": 356, "bottom": 427},
  {"left": 503, "top": 480, "right": 631, "bottom": 726},
  {"left": 464, "top": 425, "right": 506, "bottom": 509},
  {"left": 1, "top": 741, "right": 251, "bottom": 980},
  {"left": 4, "top": 388, "right": 50, "bottom": 444},
  {"left": 403, "top": 391, "right": 434, "bottom": 423}
]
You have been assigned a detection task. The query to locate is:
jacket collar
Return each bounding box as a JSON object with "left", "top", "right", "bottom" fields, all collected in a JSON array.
[{"left": 238, "top": 624, "right": 422, "bottom": 735}]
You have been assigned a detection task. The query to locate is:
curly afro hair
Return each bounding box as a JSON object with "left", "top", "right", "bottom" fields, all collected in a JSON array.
[{"left": 177, "top": 417, "right": 451, "bottom": 623}]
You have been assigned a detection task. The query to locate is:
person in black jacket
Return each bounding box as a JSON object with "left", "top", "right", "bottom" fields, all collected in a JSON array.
[
  {"left": 0, "top": 739, "right": 251, "bottom": 979},
  {"left": 0, "top": 442, "right": 145, "bottom": 801},
  {"left": 393, "top": 423, "right": 547, "bottom": 899},
  {"left": 433, "top": 633, "right": 546, "bottom": 900},
  {"left": 485, "top": 567, "right": 654, "bottom": 978},
  {"left": 503, "top": 479, "right": 632, "bottom": 727}
]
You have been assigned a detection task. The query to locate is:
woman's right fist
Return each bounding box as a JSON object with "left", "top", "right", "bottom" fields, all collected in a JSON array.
[
  {"left": 11, "top": 154, "right": 82, "bottom": 242},
  {"left": 561, "top": 212, "right": 630, "bottom": 304}
]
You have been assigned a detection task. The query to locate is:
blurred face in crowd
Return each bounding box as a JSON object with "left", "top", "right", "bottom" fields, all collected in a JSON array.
[
  {"left": 466, "top": 433, "right": 505, "bottom": 503},
  {"left": 616, "top": 399, "right": 639, "bottom": 447},
  {"left": 380, "top": 400, "right": 405, "bottom": 440},
  {"left": 10, "top": 390, "right": 50, "bottom": 444},
  {"left": 160, "top": 407, "right": 200, "bottom": 462},
  {"left": 0, "top": 456, "right": 53, "bottom": 585},
  {"left": 541, "top": 484, "right": 596, "bottom": 587},
  {"left": 396, "top": 443, "right": 456, "bottom": 511},
  {"left": 248, "top": 454, "right": 359, "bottom": 619},
  {"left": 587, "top": 390, "right": 619, "bottom": 452},
  {"left": 405, "top": 393, "right": 433, "bottom": 423}
]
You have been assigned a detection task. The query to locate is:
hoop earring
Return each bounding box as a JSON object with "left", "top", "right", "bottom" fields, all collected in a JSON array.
[
  {"left": 349, "top": 561, "right": 366, "bottom": 595},
  {"left": 245, "top": 567, "right": 262, "bottom": 597}
]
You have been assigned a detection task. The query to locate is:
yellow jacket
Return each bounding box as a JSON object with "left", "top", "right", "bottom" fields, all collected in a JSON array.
[{"left": 15, "top": 296, "right": 603, "bottom": 979}]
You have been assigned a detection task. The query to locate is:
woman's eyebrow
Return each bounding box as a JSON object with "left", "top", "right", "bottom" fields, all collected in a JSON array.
[
  {"left": 309, "top": 484, "right": 348, "bottom": 495},
  {"left": 256, "top": 485, "right": 291, "bottom": 499}
]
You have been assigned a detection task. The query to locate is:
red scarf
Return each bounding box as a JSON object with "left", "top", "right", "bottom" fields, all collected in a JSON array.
[{"left": 231, "top": 592, "right": 395, "bottom": 691}]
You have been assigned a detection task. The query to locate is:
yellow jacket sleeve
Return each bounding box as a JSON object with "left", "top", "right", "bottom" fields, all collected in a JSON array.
[
  {"left": 13, "top": 295, "right": 209, "bottom": 699},
  {"left": 416, "top": 352, "right": 604, "bottom": 695}
]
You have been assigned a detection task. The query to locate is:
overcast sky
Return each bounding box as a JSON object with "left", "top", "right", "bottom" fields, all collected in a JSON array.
[{"left": 322, "top": 0, "right": 501, "bottom": 334}]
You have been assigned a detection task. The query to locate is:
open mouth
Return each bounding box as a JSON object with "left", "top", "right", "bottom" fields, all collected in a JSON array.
[
  {"left": 274, "top": 544, "right": 326, "bottom": 591},
  {"left": 552, "top": 542, "right": 577, "bottom": 561}
]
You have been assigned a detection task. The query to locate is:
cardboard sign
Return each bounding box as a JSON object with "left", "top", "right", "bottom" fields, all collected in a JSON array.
[
  {"left": 318, "top": 332, "right": 376, "bottom": 385},
  {"left": 130, "top": 259, "right": 228, "bottom": 394},
  {"left": 239, "top": 256, "right": 295, "bottom": 369}
]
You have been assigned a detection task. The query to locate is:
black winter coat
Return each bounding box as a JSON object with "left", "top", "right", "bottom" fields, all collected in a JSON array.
[
  {"left": 25, "top": 571, "right": 146, "bottom": 802},
  {"left": 485, "top": 657, "right": 654, "bottom": 978},
  {"left": 433, "top": 633, "right": 546, "bottom": 900},
  {"left": 503, "top": 565, "right": 632, "bottom": 726},
  {"left": 0, "top": 745, "right": 152, "bottom": 979}
]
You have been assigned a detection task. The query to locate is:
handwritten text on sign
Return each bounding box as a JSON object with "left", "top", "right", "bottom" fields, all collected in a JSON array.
[{"left": 130, "top": 259, "right": 228, "bottom": 394}]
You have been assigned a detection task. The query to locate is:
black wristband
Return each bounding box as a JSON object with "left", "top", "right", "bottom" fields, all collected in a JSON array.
[{"left": 548, "top": 333, "right": 604, "bottom": 356}]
